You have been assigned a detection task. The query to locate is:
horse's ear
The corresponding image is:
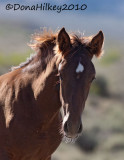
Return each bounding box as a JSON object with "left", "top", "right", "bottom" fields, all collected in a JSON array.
[
  {"left": 57, "top": 28, "right": 71, "bottom": 55},
  {"left": 88, "top": 31, "right": 104, "bottom": 58}
]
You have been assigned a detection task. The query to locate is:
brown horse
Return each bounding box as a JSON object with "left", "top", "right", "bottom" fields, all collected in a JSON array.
[{"left": 0, "top": 28, "right": 104, "bottom": 160}]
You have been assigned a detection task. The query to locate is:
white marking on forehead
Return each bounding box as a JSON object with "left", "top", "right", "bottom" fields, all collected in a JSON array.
[{"left": 76, "top": 62, "right": 84, "bottom": 73}]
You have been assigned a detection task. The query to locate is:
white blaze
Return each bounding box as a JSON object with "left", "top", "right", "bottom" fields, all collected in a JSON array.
[
  {"left": 58, "top": 63, "right": 62, "bottom": 71},
  {"left": 63, "top": 112, "right": 69, "bottom": 125},
  {"left": 76, "top": 62, "right": 84, "bottom": 73}
]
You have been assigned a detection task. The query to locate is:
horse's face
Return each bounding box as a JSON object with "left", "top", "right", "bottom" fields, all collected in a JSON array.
[
  {"left": 58, "top": 53, "right": 95, "bottom": 139},
  {"left": 57, "top": 28, "right": 104, "bottom": 140}
]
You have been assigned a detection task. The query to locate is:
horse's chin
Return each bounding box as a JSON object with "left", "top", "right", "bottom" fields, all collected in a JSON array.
[{"left": 63, "top": 134, "right": 79, "bottom": 144}]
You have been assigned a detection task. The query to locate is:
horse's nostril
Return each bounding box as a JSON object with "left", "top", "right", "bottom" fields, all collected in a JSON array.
[
  {"left": 64, "top": 121, "right": 68, "bottom": 133},
  {"left": 64, "top": 121, "right": 83, "bottom": 135},
  {"left": 78, "top": 123, "right": 83, "bottom": 134}
]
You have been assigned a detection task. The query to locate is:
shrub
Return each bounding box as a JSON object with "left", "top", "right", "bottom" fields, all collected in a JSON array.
[
  {"left": 90, "top": 76, "right": 109, "bottom": 97},
  {"left": 76, "top": 129, "right": 98, "bottom": 153}
]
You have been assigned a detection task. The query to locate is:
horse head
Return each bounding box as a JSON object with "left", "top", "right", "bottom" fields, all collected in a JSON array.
[{"left": 56, "top": 28, "right": 104, "bottom": 141}]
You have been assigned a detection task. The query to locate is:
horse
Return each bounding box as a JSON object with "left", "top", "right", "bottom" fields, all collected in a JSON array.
[{"left": 0, "top": 28, "right": 104, "bottom": 160}]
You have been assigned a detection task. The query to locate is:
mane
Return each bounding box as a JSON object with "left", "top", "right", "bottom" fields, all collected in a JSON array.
[
  {"left": 11, "top": 28, "right": 91, "bottom": 71},
  {"left": 29, "top": 29, "right": 91, "bottom": 50},
  {"left": 11, "top": 29, "right": 57, "bottom": 71},
  {"left": 29, "top": 28, "right": 57, "bottom": 50}
]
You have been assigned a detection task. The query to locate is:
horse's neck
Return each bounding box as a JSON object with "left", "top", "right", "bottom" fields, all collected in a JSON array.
[{"left": 32, "top": 55, "right": 61, "bottom": 118}]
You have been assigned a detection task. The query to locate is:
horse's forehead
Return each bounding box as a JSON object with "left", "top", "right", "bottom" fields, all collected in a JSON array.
[
  {"left": 73, "top": 54, "right": 95, "bottom": 73},
  {"left": 60, "top": 51, "right": 92, "bottom": 72},
  {"left": 72, "top": 53, "right": 87, "bottom": 65}
]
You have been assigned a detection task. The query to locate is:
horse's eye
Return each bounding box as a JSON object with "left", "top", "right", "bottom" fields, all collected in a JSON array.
[{"left": 91, "top": 77, "right": 96, "bottom": 83}]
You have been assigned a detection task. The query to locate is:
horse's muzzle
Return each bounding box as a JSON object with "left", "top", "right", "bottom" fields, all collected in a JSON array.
[{"left": 63, "top": 120, "right": 83, "bottom": 138}]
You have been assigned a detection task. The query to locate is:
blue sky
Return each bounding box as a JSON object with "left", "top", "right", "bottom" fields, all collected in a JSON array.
[
  {"left": 0, "top": 0, "right": 124, "bottom": 17},
  {"left": 0, "top": 0, "right": 124, "bottom": 45}
]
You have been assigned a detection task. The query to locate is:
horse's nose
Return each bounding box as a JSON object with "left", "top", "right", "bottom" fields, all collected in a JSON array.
[{"left": 63, "top": 121, "right": 83, "bottom": 136}]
